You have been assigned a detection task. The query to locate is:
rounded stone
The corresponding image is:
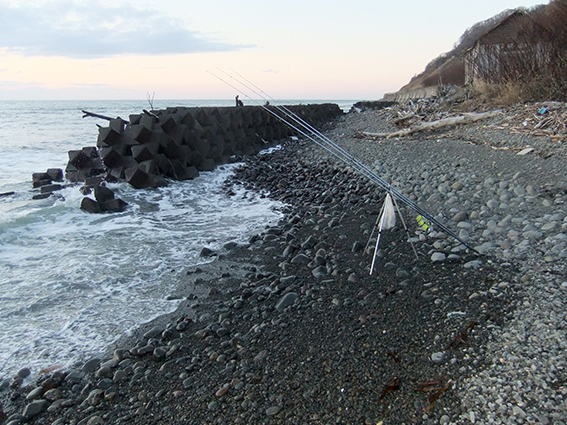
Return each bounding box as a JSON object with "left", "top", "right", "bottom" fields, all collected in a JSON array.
[
  {"left": 431, "top": 352, "right": 446, "bottom": 364},
  {"left": 82, "top": 358, "right": 102, "bottom": 373},
  {"left": 266, "top": 406, "right": 281, "bottom": 416},
  {"left": 22, "top": 400, "right": 49, "bottom": 420},
  {"left": 431, "top": 252, "right": 446, "bottom": 262},
  {"left": 15, "top": 368, "right": 31, "bottom": 379},
  {"left": 451, "top": 181, "right": 464, "bottom": 191},
  {"left": 452, "top": 211, "right": 468, "bottom": 222},
  {"left": 276, "top": 292, "right": 298, "bottom": 310}
]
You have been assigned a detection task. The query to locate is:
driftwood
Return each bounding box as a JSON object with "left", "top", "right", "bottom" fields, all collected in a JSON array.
[
  {"left": 363, "top": 110, "right": 502, "bottom": 139},
  {"left": 143, "top": 109, "right": 159, "bottom": 119},
  {"left": 82, "top": 110, "right": 113, "bottom": 121}
]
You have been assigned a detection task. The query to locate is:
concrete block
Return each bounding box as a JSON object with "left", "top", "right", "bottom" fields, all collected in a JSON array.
[
  {"left": 154, "top": 154, "right": 173, "bottom": 176},
  {"left": 98, "top": 127, "right": 121, "bottom": 146},
  {"left": 101, "top": 198, "right": 128, "bottom": 213},
  {"left": 68, "top": 150, "right": 92, "bottom": 169},
  {"left": 160, "top": 113, "right": 180, "bottom": 134},
  {"left": 198, "top": 158, "right": 216, "bottom": 172},
  {"left": 81, "top": 197, "right": 103, "bottom": 213},
  {"left": 131, "top": 145, "right": 155, "bottom": 163},
  {"left": 46, "top": 168, "right": 64, "bottom": 182},
  {"left": 99, "top": 147, "right": 123, "bottom": 168},
  {"left": 94, "top": 185, "right": 114, "bottom": 203},
  {"left": 138, "top": 159, "right": 158, "bottom": 175},
  {"left": 110, "top": 118, "right": 126, "bottom": 134},
  {"left": 179, "top": 109, "right": 195, "bottom": 128},
  {"left": 131, "top": 124, "right": 152, "bottom": 144},
  {"left": 125, "top": 166, "right": 151, "bottom": 189},
  {"left": 140, "top": 114, "right": 157, "bottom": 130},
  {"left": 129, "top": 114, "right": 141, "bottom": 125}
]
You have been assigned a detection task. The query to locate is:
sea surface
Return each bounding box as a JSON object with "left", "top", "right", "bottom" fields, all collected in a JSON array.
[{"left": 0, "top": 99, "right": 355, "bottom": 380}]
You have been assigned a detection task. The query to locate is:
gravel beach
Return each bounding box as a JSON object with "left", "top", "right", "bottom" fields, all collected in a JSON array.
[{"left": 1, "top": 106, "right": 566, "bottom": 425}]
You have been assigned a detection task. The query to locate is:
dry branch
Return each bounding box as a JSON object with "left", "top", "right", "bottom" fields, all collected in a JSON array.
[
  {"left": 82, "top": 110, "right": 113, "bottom": 121},
  {"left": 362, "top": 110, "right": 502, "bottom": 139}
]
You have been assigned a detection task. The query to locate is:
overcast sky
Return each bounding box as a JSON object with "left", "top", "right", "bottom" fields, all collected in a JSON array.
[{"left": 0, "top": 0, "right": 546, "bottom": 101}]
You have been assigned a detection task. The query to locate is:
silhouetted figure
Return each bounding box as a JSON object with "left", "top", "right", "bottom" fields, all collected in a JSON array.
[{"left": 235, "top": 95, "right": 244, "bottom": 107}]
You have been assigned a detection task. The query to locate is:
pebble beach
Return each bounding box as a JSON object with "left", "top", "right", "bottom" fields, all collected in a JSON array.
[{"left": 1, "top": 106, "right": 566, "bottom": 425}]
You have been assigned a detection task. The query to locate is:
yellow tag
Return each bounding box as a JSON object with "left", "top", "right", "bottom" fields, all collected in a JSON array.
[{"left": 416, "top": 215, "right": 429, "bottom": 231}]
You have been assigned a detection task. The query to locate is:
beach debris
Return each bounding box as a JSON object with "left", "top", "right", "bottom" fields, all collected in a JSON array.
[
  {"left": 445, "top": 321, "right": 479, "bottom": 350},
  {"left": 82, "top": 110, "right": 113, "bottom": 121},
  {"left": 415, "top": 376, "right": 453, "bottom": 412},
  {"left": 387, "top": 351, "right": 401, "bottom": 363},
  {"left": 415, "top": 375, "right": 447, "bottom": 392},
  {"left": 360, "top": 110, "right": 502, "bottom": 139},
  {"left": 37, "top": 364, "right": 63, "bottom": 375},
  {"left": 379, "top": 376, "right": 400, "bottom": 401},
  {"left": 359, "top": 97, "right": 567, "bottom": 143},
  {"left": 517, "top": 147, "right": 535, "bottom": 155}
]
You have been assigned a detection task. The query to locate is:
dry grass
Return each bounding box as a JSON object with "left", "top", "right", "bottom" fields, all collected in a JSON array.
[{"left": 471, "top": 80, "right": 524, "bottom": 106}]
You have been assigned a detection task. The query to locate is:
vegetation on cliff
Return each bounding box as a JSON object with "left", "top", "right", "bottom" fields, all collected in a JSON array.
[{"left": 400, "top": 0, "right": 567, "bottom": 103}]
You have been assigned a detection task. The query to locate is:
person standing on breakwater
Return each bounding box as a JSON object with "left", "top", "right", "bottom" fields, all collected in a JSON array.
[{"left": 235, "top": 95, "right": 244, "bottom": 107}]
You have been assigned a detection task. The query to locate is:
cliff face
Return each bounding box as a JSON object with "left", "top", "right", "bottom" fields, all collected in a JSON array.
[
  {"left": 398, "top": 55, "right": 465, "bottom": 93},
  {"left": 388, "top": 1, "right": 567, "bottom": 102}
]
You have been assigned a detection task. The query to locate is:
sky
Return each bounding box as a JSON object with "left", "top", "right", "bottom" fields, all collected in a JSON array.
[{"left": 0, "top": 0, "right": 547, "bottom": 101}]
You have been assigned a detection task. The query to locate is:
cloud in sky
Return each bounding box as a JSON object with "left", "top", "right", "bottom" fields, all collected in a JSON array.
[{"left": 0, "top": 0, "right": 249, "bottom": 58}]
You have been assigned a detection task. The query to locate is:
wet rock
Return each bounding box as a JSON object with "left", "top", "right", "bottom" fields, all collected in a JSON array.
[
  {"left": 15, "top": 368, "right": 31, "bottom": 379},
  {"left": 253, "top": 350, "right": 268, "bottom": 363},
  {"left": 86, "top": 389, "right": 104, "bottom": 406},
  {"left": 25, "top": 387, "right": 44, "bottom": 400},
  {"left": 266, "top": 406, "right": 281, "bottom": 416},
  {"left": 65, "top": 370, "right": 86, "bottom": 384},
  {"left": 312, "top": 266, "right": 326, "bottom": 278},
  {"left": 22, "top": 399, "right": 49, "bottom": 420},
  {"left": 82, "top": 358, "right": 102, "bottom": 373},
  {"left": 275, "top": 292, "right": 298, "bottom": 310},
  {"left": 291, "top": 253, "right": 310, "bottom": 265},
  {"left": 43, "top": 388, "right": 62, "bottom": 401},
  {"left": 199, "top": 247, "right": 216, "bottom": 257},
  {"left": 143, "top": 326, "right": 163, "bottom": 340}
]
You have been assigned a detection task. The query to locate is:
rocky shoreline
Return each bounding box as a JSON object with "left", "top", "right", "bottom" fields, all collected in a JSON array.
[{"left": 1, "top": 107, "right": 566, "bottom": 424}]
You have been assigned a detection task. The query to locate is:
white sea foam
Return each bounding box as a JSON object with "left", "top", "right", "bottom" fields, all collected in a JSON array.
[{"left": 0, "top": 166, "right": 283, "bottom": 378}]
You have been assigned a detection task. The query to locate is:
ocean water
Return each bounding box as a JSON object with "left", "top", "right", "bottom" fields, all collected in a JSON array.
[{"left": 0, "top": 99, "right": 354, "bottom": 380}]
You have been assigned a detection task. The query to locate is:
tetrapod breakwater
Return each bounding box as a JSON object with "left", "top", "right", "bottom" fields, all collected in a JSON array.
[{"left": 65, "top": 103, "right": 344, "bottom": 191}]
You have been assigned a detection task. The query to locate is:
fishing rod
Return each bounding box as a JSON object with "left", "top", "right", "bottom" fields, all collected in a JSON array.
[{"left": 209, "top": 69, "right": 479, "bottom": 254}]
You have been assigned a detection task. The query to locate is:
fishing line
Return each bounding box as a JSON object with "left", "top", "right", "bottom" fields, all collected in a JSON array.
[{"left": 209, "top": 69, "right": 478, "bottom": 254}]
